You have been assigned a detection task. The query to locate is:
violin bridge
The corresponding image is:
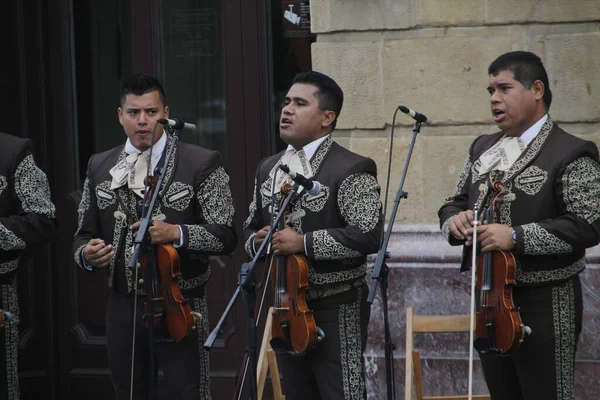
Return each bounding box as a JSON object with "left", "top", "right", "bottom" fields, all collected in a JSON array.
[{"left": 273, "top": 307, "right": 290, "bottom": 311}]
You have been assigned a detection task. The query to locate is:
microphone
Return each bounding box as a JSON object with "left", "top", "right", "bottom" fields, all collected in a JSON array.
[
  {"left": 524, "top": 325, "right": 532, "bottom": 336},
  {"left": 279, "top": 164, "right": 322, "bottom": 196},
  {"left": 398, "top": 105, "right": 432, "bottom": 125},
  {"left": 158, "top": 118, "right": 196, "bottom": 131}
]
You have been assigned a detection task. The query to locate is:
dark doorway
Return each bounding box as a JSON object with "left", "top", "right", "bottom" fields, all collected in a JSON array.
[{"left": 3, "top": 0, "right": 314, "bottom": 398}]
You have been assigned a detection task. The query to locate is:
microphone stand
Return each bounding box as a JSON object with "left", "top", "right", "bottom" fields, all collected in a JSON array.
[
  {"left": 367, "top": 119, "right": 423, "bottom": 400},
  {"left": 204, "top": 183, "right": 300, "bottom": 400},
  {"left": 129, "top": 128, "right": 181, "bottom": 400}
]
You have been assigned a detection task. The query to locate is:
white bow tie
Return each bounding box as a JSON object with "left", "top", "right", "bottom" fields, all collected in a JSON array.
[
  {"left": 109, "top": 152, "right": 150, "bottom": 198},
  {"left": 478, "top": 136, "right": 526, "bottom": 175},
  {"left": 273, "top": 149, "right": 313, "bottom": 195}
]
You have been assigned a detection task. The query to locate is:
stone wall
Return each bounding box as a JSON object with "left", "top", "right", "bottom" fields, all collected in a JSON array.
[{"left": 309, "top": 1, "right": 600, "bottom": 398}]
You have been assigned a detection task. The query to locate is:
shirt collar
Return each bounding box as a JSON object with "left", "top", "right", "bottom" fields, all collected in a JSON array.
[
  {"left": 285, "top": 134, "right": 330, "bottom": 160},
  {"left": 124, "top": 131, "right": 167, "bottom": 171},
  {"left": 517, "top": 114, "right": 548, "bottom": 146}
]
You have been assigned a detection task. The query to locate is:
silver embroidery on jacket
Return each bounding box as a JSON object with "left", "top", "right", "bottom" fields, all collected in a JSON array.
[
  {"left": 95, "top": 180, "right": 116, "bottom": 210},
  {"left": 445, "top": 155, "right": 472, "bottom": 202},
  {"left": 0, "top": 259, "right": 19, "bottom": 275},
  {"left": 338, "top": 173, "right": 381, "bottom": 233},
  {"left": 312, "top": 230, "right": 362, "bottom": 261},
  {"left": 516, "top": 258, "right": 585, "bottom": 284},
  {"left": 75, "top": 178, "right": 92, "bottom": 234},
  {"left": 441, "top": 215, "right": 454, "bottom": 240},
  {"left": 243, "top": 177, "right": 259, "bottom": 233},
  {"left": 309, "top": 264, "right": 366, "bottom": 286},
  {"left": 186, "top": 225, "right": 224, "bottom": 252},
  {"left": 0, "top": 175, "right": 6, "bottom": 196},
  {"left": 197, "top": 167, "right": 234, "bottom": 226},
  {"left": 0, "top": 224, "right": 26, "bottom": 251},
  {"left": 14, "top": 154, "right": 55, "bottom": 218},
  {"left": 514, "top": 165, "right": 548, "bottom": 196},
  {"left": 522, "top": 223, "right": 573, "bottom": 255},
  {"left": 502, "top": 118, "right": 554, "bottom": 183},
  {"left": 180, "top": 267, "right": 212, "bottom": 290},
  {"left": 562, "top": 157, "right": 600, "bottom": 224},
  {"left": 163, "top": 182, "right": 194, "bottom": 211}
]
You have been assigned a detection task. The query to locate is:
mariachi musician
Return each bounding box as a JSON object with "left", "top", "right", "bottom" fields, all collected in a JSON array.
[
  {"left": 243, "top": 71, "right": 383, "bottom": 400},
  {"left": 72, "top": 73, "right": 236, "bottom": 400},
  {"left": 439, "top": 51, "right": 600, "bottom": 400},
  {"left": 0, "top": 132, "right": 56, "bottom": 400}
]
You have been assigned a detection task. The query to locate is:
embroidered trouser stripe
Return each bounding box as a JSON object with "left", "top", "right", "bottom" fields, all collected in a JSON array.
[
  {"left": 339, "top": 286, "right": 367, "bottom": 399},
  {"left": 1, "top": 275, "right": 20, "bottom": 400},
  {"left": 193, "top": 295, "right": 211, "bottom": 400},
  {"left": 553, "top": 279, "right": 577, "bottom": 400}
]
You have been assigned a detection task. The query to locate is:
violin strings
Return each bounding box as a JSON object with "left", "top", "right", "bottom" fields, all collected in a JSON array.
[{"left": 256, "top": 255, "right": 276, "bottom": 325}]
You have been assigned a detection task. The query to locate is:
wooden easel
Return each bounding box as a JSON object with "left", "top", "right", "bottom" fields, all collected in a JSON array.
[{"left": 257, "top": 307, "right": 286, "bottom": 399}]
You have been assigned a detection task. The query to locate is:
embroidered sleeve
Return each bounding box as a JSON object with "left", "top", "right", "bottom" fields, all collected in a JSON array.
[
  {"left": 183, "top": 165, "right": 236, "bottom": 254},
  {"left": 1, "top": 153, "right": 56, "bottom": 253},
  {"left": 242, "top": 177, "right": 261, "bottom": 257},
  {"left": 562, "top": 157, "right": 600, "bottom": 224},
  {"left": 514, "top": 153, "right": 600, "bottom": 255},
  {"left": 520, "top": 223, "right": 573, "bottom": 255},
  {"left": 306, "top": 172, "right": 382, "bottom": 261},
  {"left": 72, "top": 175, "right": 99, "bottom": 270}
]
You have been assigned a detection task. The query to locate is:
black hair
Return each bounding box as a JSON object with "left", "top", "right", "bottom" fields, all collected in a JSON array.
[
  {"left": 120, "top": 73, "right": 166, "bottom": 106},
  {"left": 488, "top": 51, "right": 552, "bottom": 109},
  {"left": 291, "top": 71, "right": 344, "bottom": 130}
]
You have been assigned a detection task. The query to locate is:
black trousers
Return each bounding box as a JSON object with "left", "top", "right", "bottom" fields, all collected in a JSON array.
[
  {"left": 276, "top": 284, "right": 371, "bottom": 400},
  {"left": 479, "top": 275, "right": 582, "bottom": 400},
  {"left": 105, "top": 290, "right": 211, "bottom": 400}
]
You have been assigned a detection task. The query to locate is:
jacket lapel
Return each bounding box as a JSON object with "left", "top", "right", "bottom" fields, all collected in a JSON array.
[{"left": 502, "top": 117, "right": 555, "bottom": 185}]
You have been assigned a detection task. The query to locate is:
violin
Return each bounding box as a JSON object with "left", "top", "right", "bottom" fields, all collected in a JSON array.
[
  {"left": 139, "top": 242, "right": 201, "bottom": 341},
  {"left": 138, "top": 175, "right": 201, "bottom": 342},
  {"left": 269, "top": 183, "right": 323, "bottom": 355},
  {"left": 473, "top": 180, "right": 525, "bottom": 355}
]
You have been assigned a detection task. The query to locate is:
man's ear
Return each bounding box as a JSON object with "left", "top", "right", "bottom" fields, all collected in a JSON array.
[
  {"left": 117, "top": 107, "right": 124, "bottom": 125},
  {"left": 321, "top": 110, "right": 336, "bottom": 128},
  {"left": 531, "top": 80, "right": 545, "bottom": 101}
]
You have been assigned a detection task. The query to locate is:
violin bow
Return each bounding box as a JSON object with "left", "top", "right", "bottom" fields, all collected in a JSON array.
[{"left": 468, "top": 205, "right": 479, "bottom": 400}]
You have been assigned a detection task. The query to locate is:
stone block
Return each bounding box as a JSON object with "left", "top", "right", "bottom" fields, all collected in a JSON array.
[
  {"left": 348, "top": 134, "right": 424, "bottom": 223},
  {"left": 534, "top": 32, "right": 600, "bottom": 122},
  {"left": 419, "top": 134, "right": 479, "bottom": 224},
  {"left": 312, "top": 42, "right": 385, "bottom": 129},
  {"left": 382, "top": 33, "right": 523, "bottom": 125},
  {"left": 488, "top": 0, "right": 600, "bottom": 24},
  {"left": 416, "top": 0, "right": 486, "bottom": 26},
  {"left": 310, "top": 0, "right": 416, "bottom": 33}
]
